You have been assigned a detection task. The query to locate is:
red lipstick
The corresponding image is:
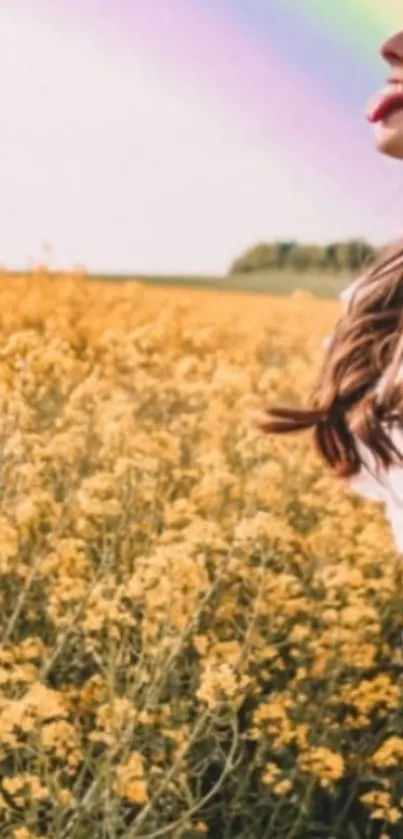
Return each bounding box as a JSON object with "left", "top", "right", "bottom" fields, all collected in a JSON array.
[{"left": 367, "top": 89, "right": 403, "bottom": 124}]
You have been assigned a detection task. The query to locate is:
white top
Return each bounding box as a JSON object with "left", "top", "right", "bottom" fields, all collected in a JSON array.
[{"left": 325, "top": 279, "right": 403, "bottom": 552}]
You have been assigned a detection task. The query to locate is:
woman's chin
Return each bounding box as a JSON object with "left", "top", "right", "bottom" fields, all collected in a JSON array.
[{"left": 373, "top": 123, "right": 403, "bottom": 159}]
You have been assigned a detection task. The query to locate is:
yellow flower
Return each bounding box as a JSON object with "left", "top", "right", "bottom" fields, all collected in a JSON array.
[
  {"left": 361, "top": 790, "right": 402, "bottom": 824},
  {"left": 40, "top": 720, "right": 83, "bottom": 769},
  {"left": 12, "top": 830, "right": 42, "bottom": 839},
  {"left": 273, "top": 779, "right": 293, "bottom": 796},
  {"left": 371, "top": 737, "right": 403, "bottom": 769},
  {"left": 297, "top": 747, "right": 344, "bottom": 788},
  {"left": 261, "top": 762, "right": 281, "bottom": 785},
  {"left": 113, "top": 752, "right": 148, "bottom": 804}
]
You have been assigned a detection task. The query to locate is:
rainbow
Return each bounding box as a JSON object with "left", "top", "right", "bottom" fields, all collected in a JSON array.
[{"left": 39, "top": 0, "right": 403, "bottom": 244}]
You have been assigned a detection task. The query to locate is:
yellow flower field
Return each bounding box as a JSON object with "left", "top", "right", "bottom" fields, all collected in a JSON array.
[{"left": 0, "top": 268, "right": 402, "bottom": 838}]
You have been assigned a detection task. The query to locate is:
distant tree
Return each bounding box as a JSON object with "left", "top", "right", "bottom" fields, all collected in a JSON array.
[
  {"left": 324, "top": 243, "right": 340, "bottom": 271},
  {"left": 344, "top": 240, "right": 375, "bottom": 272},
  {"left": 290, "top": 248, "right": 311, "bottom": 271},
  {"left": 229, "top": 242, "right": 277, "bottom": 274},
  {"left": 348, "top": 240, "right": 362, "bottom": 271},
  {"left": 228, "top": 238, "right": 378, "bottom": 276},
  {"left": 291, "top": 245, "right": 322, "bottom": 271},
  {"left": 276, "top": 241, "right": 296, "bottom": 269}
]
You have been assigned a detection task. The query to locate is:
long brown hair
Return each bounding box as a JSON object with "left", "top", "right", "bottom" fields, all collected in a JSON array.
[{"left": 254, "top": 239, "right": 403, "bottom": 478}]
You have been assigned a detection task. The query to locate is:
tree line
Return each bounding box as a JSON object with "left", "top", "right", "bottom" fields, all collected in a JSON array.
[{"left": 228, "top": 239, "right": 381, "bottom": 274}]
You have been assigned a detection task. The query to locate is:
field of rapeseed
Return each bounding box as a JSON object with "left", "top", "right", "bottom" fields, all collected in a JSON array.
[{"left": 0, "top": 269, "right": 402, "bottom": 839}]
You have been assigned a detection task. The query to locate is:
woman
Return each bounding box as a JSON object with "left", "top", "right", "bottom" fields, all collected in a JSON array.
[{"left": 254, "top": 31, "right": 403, "bottom": 552}]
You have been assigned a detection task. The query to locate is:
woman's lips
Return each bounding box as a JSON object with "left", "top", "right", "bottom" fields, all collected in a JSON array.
[{"left": 366, "top": 87, "right": 403, "bottom": 124}]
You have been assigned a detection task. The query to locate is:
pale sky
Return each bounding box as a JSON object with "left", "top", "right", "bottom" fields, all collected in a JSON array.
[{"left": 1, "top": 7, "right": 403, "bottom": 275}]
